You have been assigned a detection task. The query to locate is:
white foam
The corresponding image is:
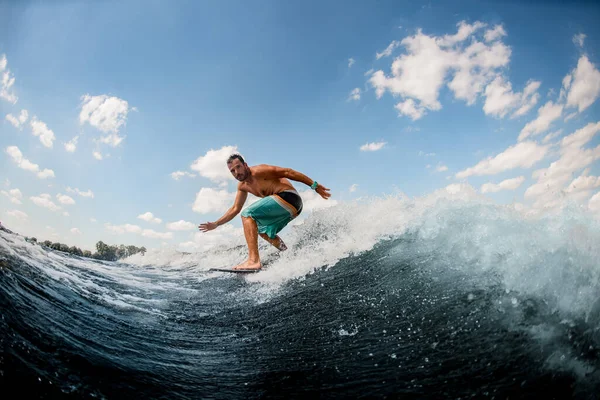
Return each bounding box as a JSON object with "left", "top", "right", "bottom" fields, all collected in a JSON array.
[{"left": 2, "top": 182, "right": 599, "bottom": 322}]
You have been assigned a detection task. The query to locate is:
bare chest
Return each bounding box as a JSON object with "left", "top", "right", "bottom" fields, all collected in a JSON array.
[{"left": 242, "top": 178, "right": 293, "bottom": 198}]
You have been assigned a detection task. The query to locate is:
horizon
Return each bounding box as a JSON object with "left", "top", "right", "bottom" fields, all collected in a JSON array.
[{"left": 1, "top": 0, "right": 600, "bottom": 253}]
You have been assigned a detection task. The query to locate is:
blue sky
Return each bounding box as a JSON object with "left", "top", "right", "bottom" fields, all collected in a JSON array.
[{"left": 1, "top": 0, "right": 600, "bottom": 252}]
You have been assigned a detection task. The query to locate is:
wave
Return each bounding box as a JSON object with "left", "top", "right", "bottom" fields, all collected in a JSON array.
[{"left": 1, "top": 183, "right": 599, "bottom": 398}]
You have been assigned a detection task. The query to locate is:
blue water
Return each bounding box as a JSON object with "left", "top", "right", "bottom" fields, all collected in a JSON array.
[{"left": 1, "top": 186, "right": 599, "bottom": 399}]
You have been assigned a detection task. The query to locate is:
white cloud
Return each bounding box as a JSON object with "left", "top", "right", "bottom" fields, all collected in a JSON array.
[
  {"left": 435, "top": 164, "right": 448, "bottom": 172},
  {"left": 137, "top": 212, "right": 162, "bottom": 224},
  {"left": 66, "top": 187, "right": 94, "bottom": 198},
  {"left": 524, "top": 122, "right": 600, "bottom": 209},
  {"left": 437, "top": 21, "right": 486, "bottom": 47},
  {"left": 105, "top": 223, "right": 142, "bottom": 235},
  {"left": 192, "top": 188, "right": 235, "bottom": 214},
  {"left": 99, "top": 133, "right": 125, "bottom": 147},
  {"left": 370, "top": 21, "right": 512, "bottom": 118},
  {"left": 166, "top": 220, "right": 197, "bottom": 231},
  {"left": 563, "top": 55, "right": 600, "bottom": 113},
  {"left": 30, "top": 117, "right": 56, "bottom": 148},
  {"left": 572, "top": 33, "right": 586, "bottom": 48},
  {"left": 564, "top": 112, "right": 577, "bottom": 122},
  {"left": 37, "top": 169, "right": 55, "bottom": 179},
  {"left": 0, "top": 54, "right": 17, "bottom": 104},
  {"left": 394, "top": 98, "right": 426, "bottom": 120},
  {"left": 64, "top": 136, "right": 78, "bottom": 152},
  {"left": 518, "top": 101, "right": 563, "bottom": 141},
  {"left": 349, "top": 184, "right": 358, "bottom": 193},
  {"left": 171, "top": 171, "right": 196, "bottom": 180},
  {"left": 483, "top": 77, "right": 541, "bottom": 118},
  {"left": 560, "top": 121, "right": 600, "bottom": 150},
  {"left": 7, "top": 209, "right": 28, "bottom": 220},
  {"left": 360, "top": 141, "right": 386, "bottom": 151},
  {"left": 348, "top": 58, "right": 355, "bottom": 68},
  {"left": 93, "top": 151, "right": 103, "bottom": 160},
  {"left": 484, "top": 25, "right": 507, "bottom": 42},
  {"left": 90, "top": 217, "right": 97, "bottom": 223},
  {"left": 512, "top": 81, "right": 542, "bottom": 118},
  {"left": 5, "top": 146, "right": 55, "bottom": 179},
  {"left": 70, "top": 228, "right": 82, "bottom": 235},
  {"left": 456, "top": 141, "right": 549, "bottom": 179},
  {"left": 30, "top": 194, "right": 62, "bottom": 212},
  {"left": 5, "top": 109, "right": 28, "bottom": 129},
  {"left": 419, "top": 151, "right": 436, "bottom": 157},
  {"left": 543, "top": 129, "right": 563, "bottom": 144},
  {"left": 1, "top": 188, "right": 23, "bottom": 204},
  {"left": 483, "top": 77, "right": 519, "bottom": 117},
  {"left": 141, "top": 229, "right": 173, "bottom": 240},
  {"left": 369, "top": 33, "right": 450, "bottom": 109},
  {"left": 56, "top": 193, "right": 75, "bottom": 205},
  {"left": 589, "top": 192, "right": 600, "bottom": 212},
  {"left": 376, "top": 40, "right": 401, "bottom": 59},
  {"left": 80, "top": 94, "right": 131, "bottom": 133},
  {"left": 560, "top": 74, "right": 572, "bottom": 101},
  {"left": 565, "top": 174, "right": 600, "bottom": 194},
  {"left": 190, "top": 145, "right": 238, "bottom": 182},
  {"left": 348, "top": 88, "right": 361, "bottom": 101},
  {"left": 481, "top": 176, "right": 525, "bottom": 193}
]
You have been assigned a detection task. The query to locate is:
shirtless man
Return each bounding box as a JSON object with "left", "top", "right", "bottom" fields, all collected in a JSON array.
[{"left": 198, "top": 153, "right": 331, "bottom": 270}]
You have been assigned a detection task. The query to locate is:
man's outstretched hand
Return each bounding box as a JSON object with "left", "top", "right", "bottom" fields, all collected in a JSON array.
[
  {"left": 198, "top": 222, "right": 217, "bottom": 232},
  {"left": 316, "top": 184, "right": 331, "bottom": 200}
]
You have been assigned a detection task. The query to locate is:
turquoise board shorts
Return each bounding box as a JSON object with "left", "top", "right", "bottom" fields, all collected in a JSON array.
[{"left": 241, "top": 190, "right": 303, "bottom": 239}]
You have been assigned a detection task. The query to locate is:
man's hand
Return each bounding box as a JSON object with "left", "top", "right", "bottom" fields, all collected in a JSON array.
[
  {"left": 198, "top": 222, "right": 218, "bottom": 232},
  {"left": 315, "top": 183, "right": 331, "bottom": 200}
]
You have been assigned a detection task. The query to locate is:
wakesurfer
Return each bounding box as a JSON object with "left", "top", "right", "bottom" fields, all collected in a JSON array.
[{"left": 198, "top": 153, "right": 331, "bottom": 270}]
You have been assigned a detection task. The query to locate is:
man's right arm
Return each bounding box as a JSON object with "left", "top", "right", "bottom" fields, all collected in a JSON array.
[
  {"left": 215, "top": 189, "right": 248, "bottom": 226},
  {"left": 199, "top": 189, "right": 248, "bottom": 232}
]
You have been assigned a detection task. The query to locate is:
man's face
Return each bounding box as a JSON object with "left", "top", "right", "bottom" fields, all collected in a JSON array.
[{"left": 228, "top": 159, "right": 249, "bottom": 181}]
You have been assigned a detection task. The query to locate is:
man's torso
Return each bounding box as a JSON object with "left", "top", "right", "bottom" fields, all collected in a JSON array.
[{"left": 239, "top": 166, "right": 295, "bottom": 198}]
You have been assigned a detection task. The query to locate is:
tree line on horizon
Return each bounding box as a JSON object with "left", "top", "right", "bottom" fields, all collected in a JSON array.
[{"left": 24, "top": 237, "right": 146, "bottom": 261}]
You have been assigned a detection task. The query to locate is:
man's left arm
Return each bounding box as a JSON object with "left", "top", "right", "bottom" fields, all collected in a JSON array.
[{"left": 255, "top": 165, "right": 331, "bottom": 199}]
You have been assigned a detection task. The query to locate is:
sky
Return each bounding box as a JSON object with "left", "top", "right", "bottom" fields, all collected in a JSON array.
[{"left": 1, "top": 0, "right": 600, "bottom": 253}]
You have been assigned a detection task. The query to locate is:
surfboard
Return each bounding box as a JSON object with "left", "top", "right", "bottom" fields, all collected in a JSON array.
[
  {"left": 209, "top": 267, "right": 261, "bottom": 274},
  {"left": 209, "top": 252, "right": 280, "bottom": 274}
]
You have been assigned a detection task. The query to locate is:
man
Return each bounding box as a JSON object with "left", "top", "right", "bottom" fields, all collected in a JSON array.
[{"left": 198, "top": 153, "right": 331, "bottom": 270}]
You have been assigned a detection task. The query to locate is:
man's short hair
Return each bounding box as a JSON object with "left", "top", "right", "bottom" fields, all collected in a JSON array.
[{"left": 227, "top": 153, "right": 245, "bottom": 164}]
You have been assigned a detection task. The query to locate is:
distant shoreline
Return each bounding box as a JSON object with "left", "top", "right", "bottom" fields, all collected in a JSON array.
[{"left": 0, "top": 223, "right": 146, "bottom": 262}]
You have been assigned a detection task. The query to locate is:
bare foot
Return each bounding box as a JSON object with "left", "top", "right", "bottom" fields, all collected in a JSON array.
[
  {"left": 259, "top": 234, "right": 288, "bottom": 252},
  {"left": 276, "top": 238, "right": 287, "bottom": 251},
  {"left": 232, "top": 259, "right": 262, "bottom": 270}
]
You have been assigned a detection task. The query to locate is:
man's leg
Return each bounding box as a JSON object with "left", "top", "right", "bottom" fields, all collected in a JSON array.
[
  {"left": 232, "top": 216, "right": 261, "bottom": 270},
  {"left": 259, "top": 233, "right": 287, "bottom": 251}
]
